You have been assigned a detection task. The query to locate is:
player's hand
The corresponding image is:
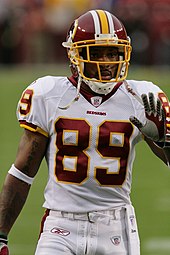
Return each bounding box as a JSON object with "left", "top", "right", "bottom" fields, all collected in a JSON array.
[
  {"left": 0, "top": 243, "right": 9, "bottom": 255},
  {"left": 129, "top": 92, "right": 165, "bottom": 142}
]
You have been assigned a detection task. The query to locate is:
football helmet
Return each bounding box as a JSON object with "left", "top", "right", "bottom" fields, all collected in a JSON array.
[{"left": 62, "top": 10, "right": 132, "bottom": 95}]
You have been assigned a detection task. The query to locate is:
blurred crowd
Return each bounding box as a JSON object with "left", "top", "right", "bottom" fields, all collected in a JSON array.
[{"left": 0, "top": 0, "right": 170, "bottom": 65}]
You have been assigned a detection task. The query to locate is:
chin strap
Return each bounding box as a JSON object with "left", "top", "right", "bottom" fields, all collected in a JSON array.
[
  {"left": 83, "top": 78, "right": 118, "bottom": 95},
  {"left": 58, "top": 76, "right": 82, "bottom": 110},
  {"left": 124, "top": 80, "right": 143, "bottom": 105}
]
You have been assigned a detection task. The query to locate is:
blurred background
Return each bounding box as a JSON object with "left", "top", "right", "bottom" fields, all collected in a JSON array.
[
  {"left": 0, "top": 0, "right": 170, "bottom": 65},
  {"left": 0, "top": 1, "right": 170, "bottom": 255}
]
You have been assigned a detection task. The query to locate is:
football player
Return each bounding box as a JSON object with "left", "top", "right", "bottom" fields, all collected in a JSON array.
[{"left": 0, "top": 9, "right": 170, "bottom": 255}]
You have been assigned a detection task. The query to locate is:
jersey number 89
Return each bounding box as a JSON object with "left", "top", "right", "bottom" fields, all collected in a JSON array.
[{"left": 55, "top": 118, "right": 133, "bottom": 186}]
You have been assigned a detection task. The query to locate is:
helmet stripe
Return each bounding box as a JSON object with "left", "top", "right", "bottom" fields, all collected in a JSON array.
[
  {"left": 96, "top": 10, "right": 109, "bottom": 34},
  {"left": 72, "top": 19, "right": 78, "bottom": 40},
  {"left": 89, "top": 10, "right": 101, "bottom": 34},
  {"left": 105, "top": 11, "right": 115, "bottom": 33}
]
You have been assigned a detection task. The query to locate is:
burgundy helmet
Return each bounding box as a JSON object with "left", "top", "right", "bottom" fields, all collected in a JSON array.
[{"left": 63, "top": 10, "right": 132, "bottom": 94}]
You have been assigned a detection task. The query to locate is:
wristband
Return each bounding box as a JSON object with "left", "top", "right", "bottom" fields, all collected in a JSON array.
[
  {"left": 0, "top": 234, "right": 8, "bottom": 245},
  {"left": 8, "top": 164, "right": 34, "bottom": 185}
]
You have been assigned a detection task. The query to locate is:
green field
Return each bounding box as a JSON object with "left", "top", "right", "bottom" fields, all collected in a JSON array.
[{"left": 0, "top": 64, "right": 170, "bottom": 254}]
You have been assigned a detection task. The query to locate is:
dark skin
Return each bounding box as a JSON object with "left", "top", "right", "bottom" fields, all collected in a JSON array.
[
  {"left": 79, "top": 46, "right": 119, "bottom": 93},
  {"left": 84, "top": 46, "right": 119, "bottom": 81},
  {"left": 0, "top": 130, "right": 48, "bottom": 235},
  {"left": 0, "top": 47, "right": 170, "bottom": 237}
]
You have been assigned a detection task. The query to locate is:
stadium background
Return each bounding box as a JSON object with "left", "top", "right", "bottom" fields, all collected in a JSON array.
[{"left": 0, "top": 0, "right": 170, "bottom": 254}]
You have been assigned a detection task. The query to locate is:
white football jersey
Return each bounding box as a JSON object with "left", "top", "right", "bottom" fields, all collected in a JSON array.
[{"left": 17, "top": 76, "right": 164, "bottom": 212}]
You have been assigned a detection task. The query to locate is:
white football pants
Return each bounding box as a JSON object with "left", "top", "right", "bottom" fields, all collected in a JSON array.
[{"left": 35, "top": 205, "right": 140, "bottom": 255}]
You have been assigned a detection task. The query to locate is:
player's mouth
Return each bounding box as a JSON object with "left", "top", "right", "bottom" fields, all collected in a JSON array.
[{"left": 100, "top": 70, "right": 112, "bottom": 80}]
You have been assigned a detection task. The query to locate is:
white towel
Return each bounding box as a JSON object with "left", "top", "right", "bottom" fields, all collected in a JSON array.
[{"left": 125, "top": 204, "right": 140, "bottom": 255}]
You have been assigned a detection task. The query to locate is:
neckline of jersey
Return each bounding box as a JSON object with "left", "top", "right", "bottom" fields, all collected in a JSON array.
[{"left": 68, "top": 76, "right": 123, "bottom": 107}]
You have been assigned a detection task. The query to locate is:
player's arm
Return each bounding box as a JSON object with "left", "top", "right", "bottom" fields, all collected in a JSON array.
[
  {"left": 0, "top": 129, "right": 48, "bottom": 243},
  {"left": 144, "top": 136, "right": 169, "bottom": 165}
]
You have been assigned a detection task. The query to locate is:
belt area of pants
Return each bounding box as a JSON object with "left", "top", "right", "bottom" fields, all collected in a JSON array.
[{"left": 49, "top": 208, "right": 125, "bottom": 224}]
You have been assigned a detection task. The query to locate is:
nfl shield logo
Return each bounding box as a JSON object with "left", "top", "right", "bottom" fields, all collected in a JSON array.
[
  {"left": 91, "top": 96, "right": 102, "bottom": 107},
  {"left": 111, "top": 236, "right": 121, "bottom": 245}
]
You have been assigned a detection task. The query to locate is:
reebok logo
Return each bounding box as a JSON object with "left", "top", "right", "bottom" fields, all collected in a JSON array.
[{"left": 51, "top": 227, "right": 70, "bottom": 236}]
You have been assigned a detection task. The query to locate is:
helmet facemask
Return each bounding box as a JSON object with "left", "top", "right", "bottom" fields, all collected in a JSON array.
[{"left": 65, "top": 38, "right": 131, "bottom": 94}]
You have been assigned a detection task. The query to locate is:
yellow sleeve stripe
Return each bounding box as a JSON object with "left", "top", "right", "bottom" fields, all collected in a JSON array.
[{"left": 20, "top": 123, "right": 49, "bottom": 137}]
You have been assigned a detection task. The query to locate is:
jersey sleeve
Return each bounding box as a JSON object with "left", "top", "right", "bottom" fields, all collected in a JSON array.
[{"left": 16, "top": 78, "right": 49, "bottom": 137}]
